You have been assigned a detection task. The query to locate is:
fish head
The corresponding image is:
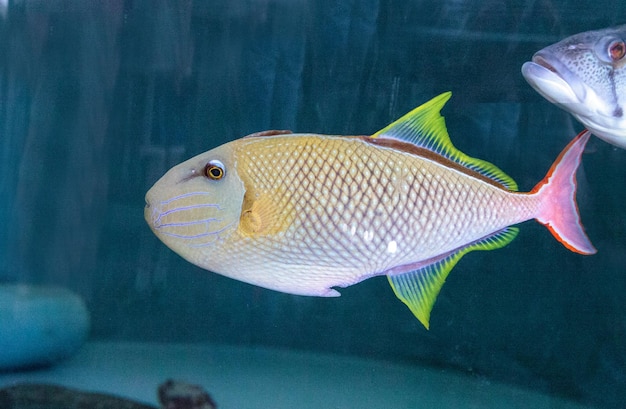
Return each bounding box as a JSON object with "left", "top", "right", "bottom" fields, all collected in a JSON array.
[
  {"left": 144, "top": 142, "right": 245, "bottom": 261},
  {"left": 522, "top": 24, "right": 626, "bottom": 148}
]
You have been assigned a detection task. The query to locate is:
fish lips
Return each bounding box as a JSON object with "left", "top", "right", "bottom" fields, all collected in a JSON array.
[
  {"left": 144, "top": 194, "right": 160, "bottom": 234},
  {"left": 522, "top": 51, "right": 590, "bottom": 112}
]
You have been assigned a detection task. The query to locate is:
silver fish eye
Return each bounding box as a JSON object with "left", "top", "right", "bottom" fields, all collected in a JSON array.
[
  {"left": 595, "top": 35, "right": 626, "bottom": 64},
  {"left": 608, "top": 39, "right": 626, "bottom": 61}
]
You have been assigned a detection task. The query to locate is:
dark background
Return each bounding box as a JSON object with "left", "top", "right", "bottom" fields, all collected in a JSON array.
[{"left": 1, "top": 1, "right": 625, "bottom": 407}]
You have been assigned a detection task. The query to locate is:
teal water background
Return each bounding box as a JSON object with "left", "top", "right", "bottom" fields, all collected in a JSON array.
[{"left": 1, "top": 2, "right": 625, "bottom": 407}]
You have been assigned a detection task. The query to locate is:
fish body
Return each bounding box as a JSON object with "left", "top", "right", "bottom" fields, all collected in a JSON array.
[
  {"left": 145, "top": 93, "right": 595, "bottom": 328},
  {"left": 522, "top": 24, "right": 626, "bottom": 148}
]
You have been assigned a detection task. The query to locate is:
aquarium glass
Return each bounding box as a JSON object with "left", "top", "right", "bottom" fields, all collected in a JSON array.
[{"left": 1, "top": 1, "right": 625, "bottom": 408}]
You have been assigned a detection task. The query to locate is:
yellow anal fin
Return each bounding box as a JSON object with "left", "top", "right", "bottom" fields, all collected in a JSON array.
[{"left": 388, "top": 227, "right": 519, "bottom": 329}]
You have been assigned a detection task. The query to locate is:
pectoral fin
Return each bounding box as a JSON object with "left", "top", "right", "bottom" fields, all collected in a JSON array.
[
  {"left": 238, "top": 190, "right": 295, "bottom": 237},
  {"left": 388, "top": 227, "right": 519, "bottom": 329}
]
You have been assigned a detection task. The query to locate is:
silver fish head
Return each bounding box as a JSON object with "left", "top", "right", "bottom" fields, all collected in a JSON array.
[{"left": 522, "top": 24, "right": 626, "bottom": 148}]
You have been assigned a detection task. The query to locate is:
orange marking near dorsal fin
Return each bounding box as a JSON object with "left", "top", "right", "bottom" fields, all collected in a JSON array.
[{"left": 243, "top": 130, "right": 293, "bottom": 139}]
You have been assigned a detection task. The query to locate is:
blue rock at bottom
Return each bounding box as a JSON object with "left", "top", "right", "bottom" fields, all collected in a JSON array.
[{"left": 0, "top": 284, "right": 90, "bottom": 370}]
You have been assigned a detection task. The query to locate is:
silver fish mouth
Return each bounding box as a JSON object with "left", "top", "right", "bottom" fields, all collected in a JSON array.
[
  {"left": 531, "top": 53, "right": 558, "bottom": 73},
  {"left": 530, "top": 52, "right": 584, "bottom": 93},
  {"left": 522, "top": 51, "right": 588, "bottom": 107}
]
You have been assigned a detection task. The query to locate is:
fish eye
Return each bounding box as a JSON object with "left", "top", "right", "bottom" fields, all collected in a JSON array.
[
  {"left": 204, "top": 160, "right": 225, "bottom": 180},
  {"left": 608, "top": 40, "right": 626, "bottom": 61}
]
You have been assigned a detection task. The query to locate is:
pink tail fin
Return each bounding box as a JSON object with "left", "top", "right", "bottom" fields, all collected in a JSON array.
[{"left": 531, "top": 131, "right": 596, "bottom": 255}]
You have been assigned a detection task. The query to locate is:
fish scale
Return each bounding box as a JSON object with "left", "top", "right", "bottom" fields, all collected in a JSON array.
[
  {"left": 226, "top": 134, "right": 528, "bottom": 287},
  {"left": 145, "top": 92, "right": 595, "bottom": 328}
]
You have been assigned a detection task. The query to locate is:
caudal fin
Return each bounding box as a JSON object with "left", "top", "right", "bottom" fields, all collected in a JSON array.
[{"left": 532, "top": 131, "right": 596, "bottom": 255}]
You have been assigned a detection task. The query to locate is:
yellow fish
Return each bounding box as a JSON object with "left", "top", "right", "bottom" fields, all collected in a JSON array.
[{"left": 144, "top": 93, "right": 596, "bottom": 329}]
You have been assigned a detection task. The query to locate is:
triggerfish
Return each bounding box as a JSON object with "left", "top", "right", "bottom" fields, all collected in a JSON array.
[
  {"left": 144, "top": 92, "right": 596, "bottom": 329},
  {"left": 522, "top": 24, "right": 626, "bottom": 149}
]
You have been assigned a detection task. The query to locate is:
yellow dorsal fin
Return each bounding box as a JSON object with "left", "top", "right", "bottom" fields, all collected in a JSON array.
[{"left": 373, "top": 92, "right": 518, "bottom": 191}]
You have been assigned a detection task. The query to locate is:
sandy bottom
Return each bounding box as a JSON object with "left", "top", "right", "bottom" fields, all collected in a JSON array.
[{"left": 0, "top": 341, "right": 590, "bottom": 409}]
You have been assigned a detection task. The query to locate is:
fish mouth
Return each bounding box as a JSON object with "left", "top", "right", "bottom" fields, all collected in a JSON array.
[
  {"left": 531, "top": 53, "right": 558, "bottom": 73},
  {"left": 144, "top": 195, "right": 159, "bottom": 231},
  {"left": 522, "top": 51, "right": 588, "bottom": 107}
]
